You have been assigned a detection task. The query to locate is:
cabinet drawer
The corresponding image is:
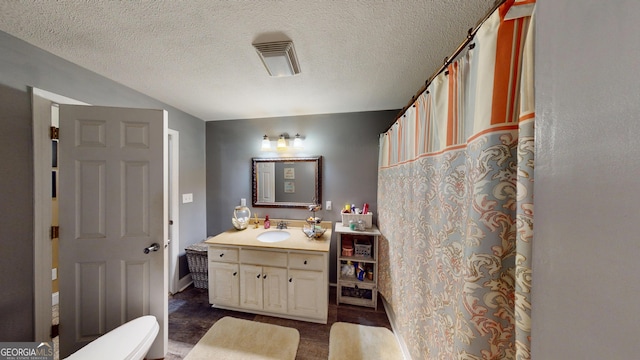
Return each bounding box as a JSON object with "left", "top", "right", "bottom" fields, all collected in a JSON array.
[
  {"left": 289, "top": 253, "right": 325, "bottom": 271},
  {"left": 240, "top": 249, "right": 287, "bottom": 267},
  {"left": 208, "top": 246, "right": 238, "bottom": 263}
]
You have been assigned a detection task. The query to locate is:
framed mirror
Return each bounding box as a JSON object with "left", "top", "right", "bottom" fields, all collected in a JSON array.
[{"left": 252, "top": 156, "right": 322, "bottom": 208}]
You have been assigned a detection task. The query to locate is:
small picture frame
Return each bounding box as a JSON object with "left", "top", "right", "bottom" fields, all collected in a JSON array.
[
  {"left": 284, "top": 181, "right": 295, "bottom": 193},
  {"left": 283, "top": 167, "right": 295, "bottom": 179}
]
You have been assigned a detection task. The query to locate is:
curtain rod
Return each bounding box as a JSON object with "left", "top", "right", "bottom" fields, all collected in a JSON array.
[{"left": 383, "top": 0, "right": 507, "bottom": 134}]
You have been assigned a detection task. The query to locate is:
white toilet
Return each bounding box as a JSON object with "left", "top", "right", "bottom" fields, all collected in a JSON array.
[{"left": 65, "top": 315, "right": 159, "bottom": 360}]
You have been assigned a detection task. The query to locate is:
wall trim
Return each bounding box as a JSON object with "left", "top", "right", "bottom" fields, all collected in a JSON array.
[
  {"left": 168, "top": 129, "right": 180, "bottom": 294},
  {"left": 382, "top": 296, "right": 412, "bottom": 360},
  {"left": 32, "top": 90, "right": 54, "bottom": 342},
  {"left": 178, "top": 274, "right": 193, "bottom": 293}
]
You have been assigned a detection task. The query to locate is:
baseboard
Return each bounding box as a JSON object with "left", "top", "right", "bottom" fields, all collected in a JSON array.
[
  {"left": 177, "top": 274, "right": 193, "bottom": 293},
  {"left": 52, "top": 292, "right": 59, "bottom": 306},
  {"left": 381, "top": 296, "right": 412, "bottom": 360}
]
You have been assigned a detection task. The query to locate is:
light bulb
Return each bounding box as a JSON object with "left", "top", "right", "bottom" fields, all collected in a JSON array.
[
  {"left": 261, "top": 135, "right": 271, "bottom": 150},
  {"left": 293, "top": 134, "right": 303, "bottom": 148},
  {"left": 277, "top": 134, "right": 287, "bottom": 149}
]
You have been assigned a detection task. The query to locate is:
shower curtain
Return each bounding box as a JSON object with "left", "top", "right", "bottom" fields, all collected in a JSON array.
[{"left": 377, "top": 2, "right": 534, "bottom": 359}]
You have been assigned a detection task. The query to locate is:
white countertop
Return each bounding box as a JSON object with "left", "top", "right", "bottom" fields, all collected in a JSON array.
[{"left": 205, "top": 220, "right": 332, "bottom": 252}]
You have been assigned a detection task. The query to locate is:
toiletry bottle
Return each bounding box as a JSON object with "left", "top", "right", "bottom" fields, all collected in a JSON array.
[{"left": 264, "top": 215, "right": 270, "bottom": 229}]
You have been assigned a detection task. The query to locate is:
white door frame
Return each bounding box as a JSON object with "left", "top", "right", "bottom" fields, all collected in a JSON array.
[
  {"left": 33, "top": 88, "right": 175, "bottom": 347},
  {"left": 167, "top": 129, "right": 180, "bottom": 294},
  {"left": 32, "top": 88, "right": 89, "bottom": 342}
]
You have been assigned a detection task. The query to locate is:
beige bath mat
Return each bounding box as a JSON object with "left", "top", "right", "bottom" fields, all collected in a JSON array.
[
  {"left": 184, "top": 317, "right": 300, "bottom": 360},
  {"left": 328, "top": 322, "right": 403, "bottom": 360}
]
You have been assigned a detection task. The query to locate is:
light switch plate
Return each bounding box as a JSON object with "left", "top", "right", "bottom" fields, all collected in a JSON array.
[
  {"left": 326, "top": 201, "right": 332, "bottom": 210},
  {"left": 182, "top": 193, "right": 193, "bottom": 203},
  {"left": 241, "top": 198, "right": 246, "bottom": 206}
]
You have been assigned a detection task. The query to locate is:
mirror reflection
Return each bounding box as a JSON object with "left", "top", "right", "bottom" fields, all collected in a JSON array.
[{"left": 252, "top": 156, "right": 322, "bottom": 208}]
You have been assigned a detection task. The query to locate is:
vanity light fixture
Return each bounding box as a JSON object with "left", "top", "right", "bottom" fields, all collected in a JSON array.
[
  {"left": 261, "top": 135, "right": 271, "bottom": 150},
  {"left": 260, "top": 133, "right": 304, "bottom": 151},
  {"left": 277, "top": 134, "right": 287, "bottom": 149}
]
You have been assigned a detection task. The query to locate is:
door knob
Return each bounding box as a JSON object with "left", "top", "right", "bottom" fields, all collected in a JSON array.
[{"left": 144, "top": 243, "right": 160, "bottom": 254}]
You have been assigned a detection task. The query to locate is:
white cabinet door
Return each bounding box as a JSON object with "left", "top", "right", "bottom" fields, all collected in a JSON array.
[
  {"left": 263, "top": 267, "right": 288, "bottom": 314},
  {"left": 240, "top": 264, "right": 263, "bottom": 310},
  {"left": 288, "top": 269, "right": 326, "bottom": 319},
  {"left": 241, "top": 265, "right": 287, "bottom": 313},
  {"left": 208, "top": 262, "right": 239, "bottom": 307}
]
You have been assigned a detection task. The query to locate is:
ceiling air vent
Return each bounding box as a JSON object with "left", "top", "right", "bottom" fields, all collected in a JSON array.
[{"left": 253, "top": 41, "right": 300, "bottom": 77}]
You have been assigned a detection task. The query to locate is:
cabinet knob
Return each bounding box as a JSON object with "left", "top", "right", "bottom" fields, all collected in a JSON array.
[
  {"left": 257, "top": 274, "right": 261, "bottom": 279},
  {"left": 219, "top": 253, "right": 224, "bottom": 257},
  {"left": 263, "top": 274, "right": 267, "bottom": 279},
  {"left": 233, "top": 272, "right": 237, "bottom": 276},
  {"left": 289, "top": 278, "right": 292, "bottom": 283},
  {"left": 304, "top": 260, "right": 308, "bottom": 265}
]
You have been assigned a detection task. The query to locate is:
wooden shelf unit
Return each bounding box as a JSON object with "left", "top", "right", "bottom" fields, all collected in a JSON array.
[{"left": 334, "top": 223, "right": 381, "bottom": 309}]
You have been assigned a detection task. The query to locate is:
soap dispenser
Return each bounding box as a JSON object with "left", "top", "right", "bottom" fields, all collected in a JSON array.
[{"left": 264, "top": 215, "right": 270, "bottom": 229}]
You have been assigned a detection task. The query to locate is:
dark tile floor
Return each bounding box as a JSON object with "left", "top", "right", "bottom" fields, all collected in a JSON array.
[{"left": 167, "top": 285, "right": 392, "bottom": 360}]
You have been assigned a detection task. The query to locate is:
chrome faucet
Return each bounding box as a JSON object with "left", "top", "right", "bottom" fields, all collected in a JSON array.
[{"left": 277, "top": 221, "right": 288, "bottom": 229}]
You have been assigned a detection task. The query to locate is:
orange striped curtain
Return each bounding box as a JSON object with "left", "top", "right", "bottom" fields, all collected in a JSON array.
[{"left": 377, "top": 1, "right": 535, "bottom": 359}]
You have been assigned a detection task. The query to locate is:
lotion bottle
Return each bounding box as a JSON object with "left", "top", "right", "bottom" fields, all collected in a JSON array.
[{"left": 264, "top": 215, "right": 270, "bottom": 229}]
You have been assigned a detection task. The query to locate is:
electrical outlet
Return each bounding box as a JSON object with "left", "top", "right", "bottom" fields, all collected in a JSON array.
[
  {"left": 241, "top": 198, "right": 246, "bottom": 206},
  {"left": 52, "top": 268, "right": 57, "bottom": 281},
  {"left": 182, "top": 193, "right": 193, "bottom": 203},
  {"left": 326, "top": 201, "right": 332, "bottom": 210}
]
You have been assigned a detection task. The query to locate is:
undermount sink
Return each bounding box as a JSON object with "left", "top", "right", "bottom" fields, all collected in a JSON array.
[{"left": 256, "top": 230, "right": 291, "bottom": 243}]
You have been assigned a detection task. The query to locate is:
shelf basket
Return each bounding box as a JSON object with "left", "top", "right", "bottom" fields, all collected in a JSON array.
[
  {"left": 341, "top": 212, "right": 373, "bottom": 229},
  {"left": 354, "top": 239, "right": 372, "bottom": 258}
]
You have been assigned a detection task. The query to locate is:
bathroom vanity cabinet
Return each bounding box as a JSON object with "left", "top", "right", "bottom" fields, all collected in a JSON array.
[
  {"left": 205, "top": 224, "right": 330, "bottom": 324},
  {"left": 334, "top": 224, "right": 381, "bottom": 309}
]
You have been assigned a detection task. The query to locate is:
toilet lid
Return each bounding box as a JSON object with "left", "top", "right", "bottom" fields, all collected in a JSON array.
[{"left": 65, "top": 315, "right": 159, "bottom": 360}]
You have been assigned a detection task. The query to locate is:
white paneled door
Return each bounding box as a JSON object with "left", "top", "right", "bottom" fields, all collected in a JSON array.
[
  {"left": 257, "top": 161, "right": 275, "bottom": 203},
  {"left": 58, "top": 105, "right": 167, "bottom": 358}
]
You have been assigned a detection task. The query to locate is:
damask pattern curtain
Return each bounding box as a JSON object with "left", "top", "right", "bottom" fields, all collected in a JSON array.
[{"left": 377, "top": 1, "right": 535, "bottom": 359}]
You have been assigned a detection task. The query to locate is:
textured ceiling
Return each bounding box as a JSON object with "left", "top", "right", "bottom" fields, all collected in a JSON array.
[{"left": 0, "top": 0, "right": 496, "bottom": 121}]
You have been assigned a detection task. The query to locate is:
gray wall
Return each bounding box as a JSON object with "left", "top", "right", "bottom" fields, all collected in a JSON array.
[
  {"left": 0, "top": 83, "right": 35, "bottom": 341},
  {"left": 533, "top": 1, "right": 640, "bottom": 358},
  {"left": 206, "top": 111, "right": 396, "bottom": 282},
  {"left": 0, "top": 31, "right": 207, "bottom": 341}
]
